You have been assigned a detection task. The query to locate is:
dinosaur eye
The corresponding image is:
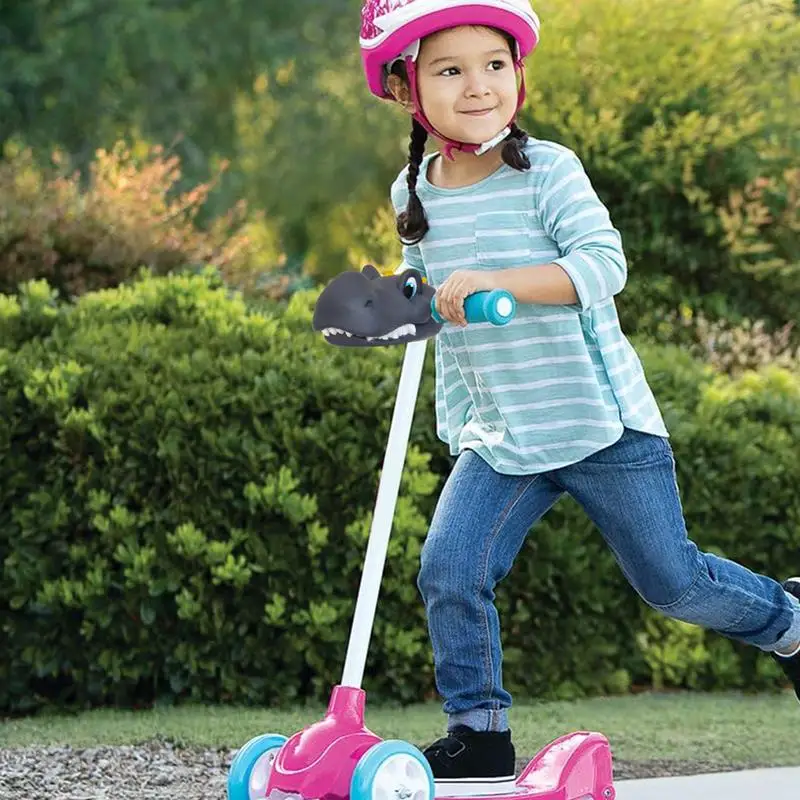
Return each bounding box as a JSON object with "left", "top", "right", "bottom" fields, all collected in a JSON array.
[{"left": 403, "top": 275, "right": 419, "bottom": 299}]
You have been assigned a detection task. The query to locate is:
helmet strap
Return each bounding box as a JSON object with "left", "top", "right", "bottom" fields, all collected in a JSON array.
[{"left": 405, "top": 55, "right": 527, "bottom": 161}]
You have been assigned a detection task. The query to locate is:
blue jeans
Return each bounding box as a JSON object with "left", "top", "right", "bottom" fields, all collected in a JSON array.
[{"left": 417, "top": 428, "right": 800, "bottom": 732}]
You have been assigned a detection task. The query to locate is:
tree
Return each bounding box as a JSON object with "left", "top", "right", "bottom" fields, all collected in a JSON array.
[{"left": 0, "top": 0, "right": 352, "bottom": 176}]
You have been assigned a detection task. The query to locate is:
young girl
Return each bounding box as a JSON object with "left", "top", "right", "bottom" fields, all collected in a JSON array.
[{"left": 359, "top": 0, "right": 800, "bottom": 794}]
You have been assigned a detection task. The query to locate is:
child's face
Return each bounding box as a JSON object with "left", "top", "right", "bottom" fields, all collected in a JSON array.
[{"left": 416, "top": 26, "right": 517, "bottom": 146}]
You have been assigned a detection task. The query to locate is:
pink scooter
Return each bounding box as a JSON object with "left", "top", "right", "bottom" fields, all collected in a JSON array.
[{"left": 227, "top": 271, "right": 616, "bottom": 800}]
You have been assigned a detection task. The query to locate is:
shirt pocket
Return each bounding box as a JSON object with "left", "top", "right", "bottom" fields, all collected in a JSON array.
[{"left": 474, "top": 210, "right": 533, "bottom": 269}]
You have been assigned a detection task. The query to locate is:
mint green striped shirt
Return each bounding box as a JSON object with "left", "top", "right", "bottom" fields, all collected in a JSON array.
[{"left": 390, "top": 138, "right": 668, "bottom": 475}]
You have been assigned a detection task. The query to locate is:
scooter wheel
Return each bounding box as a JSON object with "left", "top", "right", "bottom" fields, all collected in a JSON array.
[
  {"left": 351, "top": 740, "right": 434, "bottom": 800},
  {"left": 227, "top": 733, "right": 287, "bottom": 800}
]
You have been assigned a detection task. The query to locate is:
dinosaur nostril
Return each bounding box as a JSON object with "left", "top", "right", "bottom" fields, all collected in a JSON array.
[{"left": 364, "top": 298, "right": 373, "bottom": 308}]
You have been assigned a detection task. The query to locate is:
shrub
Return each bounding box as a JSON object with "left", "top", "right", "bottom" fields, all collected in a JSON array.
[
  {"left": 655, "top": 365, "right": 800, "bottom": 691},
  {"left": 657, "top": 308, "right": 800, "bottom": 376},
  {"left": 720, "top": 168, "right": 800, "bottom": 286},
  {"left": 524, "top": 0, "right": 800, "bottom": 336},
  {"left": 0, "top": 141, "right": 285, "bottom": 301},
  {"left": 1, "top": 274, "right": 798, "bottom": 713},
  {"left": 0, "top": 271, "right": 441, "bottom": 712}
]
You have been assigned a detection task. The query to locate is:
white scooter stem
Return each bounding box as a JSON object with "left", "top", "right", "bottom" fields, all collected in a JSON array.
[{"left": 340, "top": 339, "right": 428, "bottom": 689}]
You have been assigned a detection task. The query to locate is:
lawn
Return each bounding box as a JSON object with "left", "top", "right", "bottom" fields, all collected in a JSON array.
[{"left": 3, "top": 690, "right": 799, "bottom": 774}]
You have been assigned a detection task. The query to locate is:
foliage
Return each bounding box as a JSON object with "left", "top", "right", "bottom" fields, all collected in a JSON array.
[
  {"left": 522, "top": 0, "right": 800, "bottom": 336},
  {"left": 636, "top": 611, "right": 712, "bottom": 691},
  {"left": 720, "top": 168, "right": 800, "bottom": 283},
  {"left": 0, "top": 141, "right": 284, "bottom": 300},
  {"left": 0, "top": 272, "right": 440, "bottom": 712},
  {"left": 2, "top": 0, "right": 799, "bottom": 716},
  {"left": 0, "top": 0, "right": 353, "bottom": 180},
  {"left": 1, "top": 274, "right": 798, "bottom": 713},
  {"left": 657, "top": 307, "right": 800, "bottom": 377},
  {"left": 3, "top": 0, "right": 797, "bottom": 338},
  {"left": 231, "top": 22, "right": 405, "bottom": 267}
]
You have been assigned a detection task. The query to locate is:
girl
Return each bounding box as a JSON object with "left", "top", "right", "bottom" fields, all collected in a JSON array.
[{"left": 359, "top": 0, "right": 800, "bottom": 794}]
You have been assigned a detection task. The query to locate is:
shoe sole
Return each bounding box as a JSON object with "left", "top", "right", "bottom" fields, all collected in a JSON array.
[
  {"left": 434, "top": 777, "right": 517, "bottom": 797},
  {"left": 779, "top": 577, "right": 800, "bottom": 706}
]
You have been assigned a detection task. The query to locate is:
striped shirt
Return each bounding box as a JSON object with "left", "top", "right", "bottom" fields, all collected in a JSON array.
[{"left": 390, "top": 138, "right": 668, "bottom": 475}]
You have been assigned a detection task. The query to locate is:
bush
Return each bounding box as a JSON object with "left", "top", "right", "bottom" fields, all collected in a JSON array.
[
  {"left": 658, "top": 365, "right": 800, "bottom": 691},
  {"left": 719, "top": 168, "right": 800, "bottom": 288},
  {"left": 525, "top": 0, "right": 800, "bottom": 336},
  {"left": 0, "top": 271, "right": 443, "bottom": 713},
  {"left": 654, "top": 307, "right": 800, "bottom": 377},
  {"left": 0, "top": 141, "right": 285, "bottom": 301},
  {"left": 1, "top": 274, "right": 798, "bottom": 713}
]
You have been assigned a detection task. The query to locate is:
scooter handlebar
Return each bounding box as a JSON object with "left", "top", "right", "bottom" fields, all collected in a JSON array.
[{"left": 431, "top": 289, "right": 516, "bottom": 327}]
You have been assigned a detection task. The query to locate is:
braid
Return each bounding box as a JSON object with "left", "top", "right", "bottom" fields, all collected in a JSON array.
[
  {"left": 396, "top": 118, "right": 430, "bottom": 245},
  {"left": 501, "top": 121, "right": 531, "bottom": 171}
]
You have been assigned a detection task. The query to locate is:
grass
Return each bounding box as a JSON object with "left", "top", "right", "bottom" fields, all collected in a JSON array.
[{"left": 2, "top": 691, "right": 799, "bottom": 769}]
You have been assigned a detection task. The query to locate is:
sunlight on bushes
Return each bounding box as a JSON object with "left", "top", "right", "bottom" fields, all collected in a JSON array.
[{"left": 0, "top": 140, "right": 287, "bottom": 300}]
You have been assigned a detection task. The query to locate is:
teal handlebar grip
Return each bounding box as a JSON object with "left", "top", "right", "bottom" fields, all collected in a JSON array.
[{"left": 431, "top": 289, "right": 516, "bottom": 326}]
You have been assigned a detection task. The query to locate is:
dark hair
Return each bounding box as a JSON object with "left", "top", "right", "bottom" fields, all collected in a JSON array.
[{"left": 392, "top": 30, "right": 531, "bottom": 245}]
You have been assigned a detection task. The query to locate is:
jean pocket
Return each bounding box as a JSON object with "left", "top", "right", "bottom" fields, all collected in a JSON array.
[{"left": 584, "top": 427, "right": 671, "bottom": 468}]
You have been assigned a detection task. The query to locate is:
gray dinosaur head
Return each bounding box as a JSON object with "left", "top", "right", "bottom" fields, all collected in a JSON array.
[{"left": 312, "top": 265, "right": 443, "bottom": 347}]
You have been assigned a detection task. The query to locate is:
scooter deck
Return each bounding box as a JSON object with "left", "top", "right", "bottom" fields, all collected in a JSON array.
[{"left": 434, "top": 731, "right": 615, "bottom": 800}]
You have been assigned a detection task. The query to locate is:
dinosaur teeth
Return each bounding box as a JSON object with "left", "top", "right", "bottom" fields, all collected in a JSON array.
[
  {"left": 366, "top": 324, "right": 416, "bottom": 341},
  {"left": 323, "top": 324, "right": 416, "bottom": 341}
]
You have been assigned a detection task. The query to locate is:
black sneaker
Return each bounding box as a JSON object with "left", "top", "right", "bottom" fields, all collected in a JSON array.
[
  {"left": 771, "top": 577, "right": 800, "bottom": 702},
  {"left": 422, "top": 725, "right": 516, "bottom": 797}
]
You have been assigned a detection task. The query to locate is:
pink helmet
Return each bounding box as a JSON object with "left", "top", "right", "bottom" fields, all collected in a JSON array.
[
  {"left": 360, "top": 0, "right": 540, "bottom": 99},
  {"left": 359, "top": 0, "right": 541, "bottom": 156}
]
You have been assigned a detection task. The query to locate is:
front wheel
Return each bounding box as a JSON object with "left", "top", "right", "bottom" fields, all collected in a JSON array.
[
  {"left": 227, "top": 733, "right": 287, "bottom": 800},
  {"left": 351, "top": 740, "right": 434, "bottom": 800}
]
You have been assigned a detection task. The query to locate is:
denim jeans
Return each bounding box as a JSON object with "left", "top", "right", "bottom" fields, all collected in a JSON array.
[{"left": 417, "top": 427, "right": 800, "bottom": 732}]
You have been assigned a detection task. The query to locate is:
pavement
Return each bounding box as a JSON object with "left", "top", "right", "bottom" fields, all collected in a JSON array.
[{"left": 613, "top": 767, "right": 800, "bottom": 799}]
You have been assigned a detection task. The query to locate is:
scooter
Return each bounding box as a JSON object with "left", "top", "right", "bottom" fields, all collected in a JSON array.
[{"left": 227, "top": 267, "right": 616, "bottom": 800}]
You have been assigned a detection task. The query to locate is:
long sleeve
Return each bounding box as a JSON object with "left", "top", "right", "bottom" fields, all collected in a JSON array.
[{"left": 538, "top": 151, "right": 627, "bottom": 311}]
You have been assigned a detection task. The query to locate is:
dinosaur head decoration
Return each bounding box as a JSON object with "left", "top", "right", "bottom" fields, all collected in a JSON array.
[{"left": 312, "top": 265, "right": 443, "bottom": 347}]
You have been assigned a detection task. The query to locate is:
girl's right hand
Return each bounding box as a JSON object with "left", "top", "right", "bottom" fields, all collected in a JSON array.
[{"left": 435, "top": 269, "right": 498, "bottom": 326}]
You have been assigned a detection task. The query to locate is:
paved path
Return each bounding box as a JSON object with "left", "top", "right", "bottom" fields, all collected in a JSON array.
[{"left": 614, "top": 767, "right": 799, "bottom": 799}]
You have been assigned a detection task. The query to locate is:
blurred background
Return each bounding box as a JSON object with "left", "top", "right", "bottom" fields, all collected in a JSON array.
[{"left": 1, "top": 0, "right": 799, "bottom": 716}]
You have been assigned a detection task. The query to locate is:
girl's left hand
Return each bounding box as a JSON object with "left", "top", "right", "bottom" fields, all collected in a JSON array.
[{"left": 435, "top": 270, "right": 498, "bottom": 327}]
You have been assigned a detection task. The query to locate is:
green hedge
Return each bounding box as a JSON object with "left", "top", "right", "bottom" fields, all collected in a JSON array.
[
  {"left": 524, "top": 0, "right": 800, "bottom": 337},
  {"left": 1, "top": 273, "right": 797, "bottom": 713}
]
